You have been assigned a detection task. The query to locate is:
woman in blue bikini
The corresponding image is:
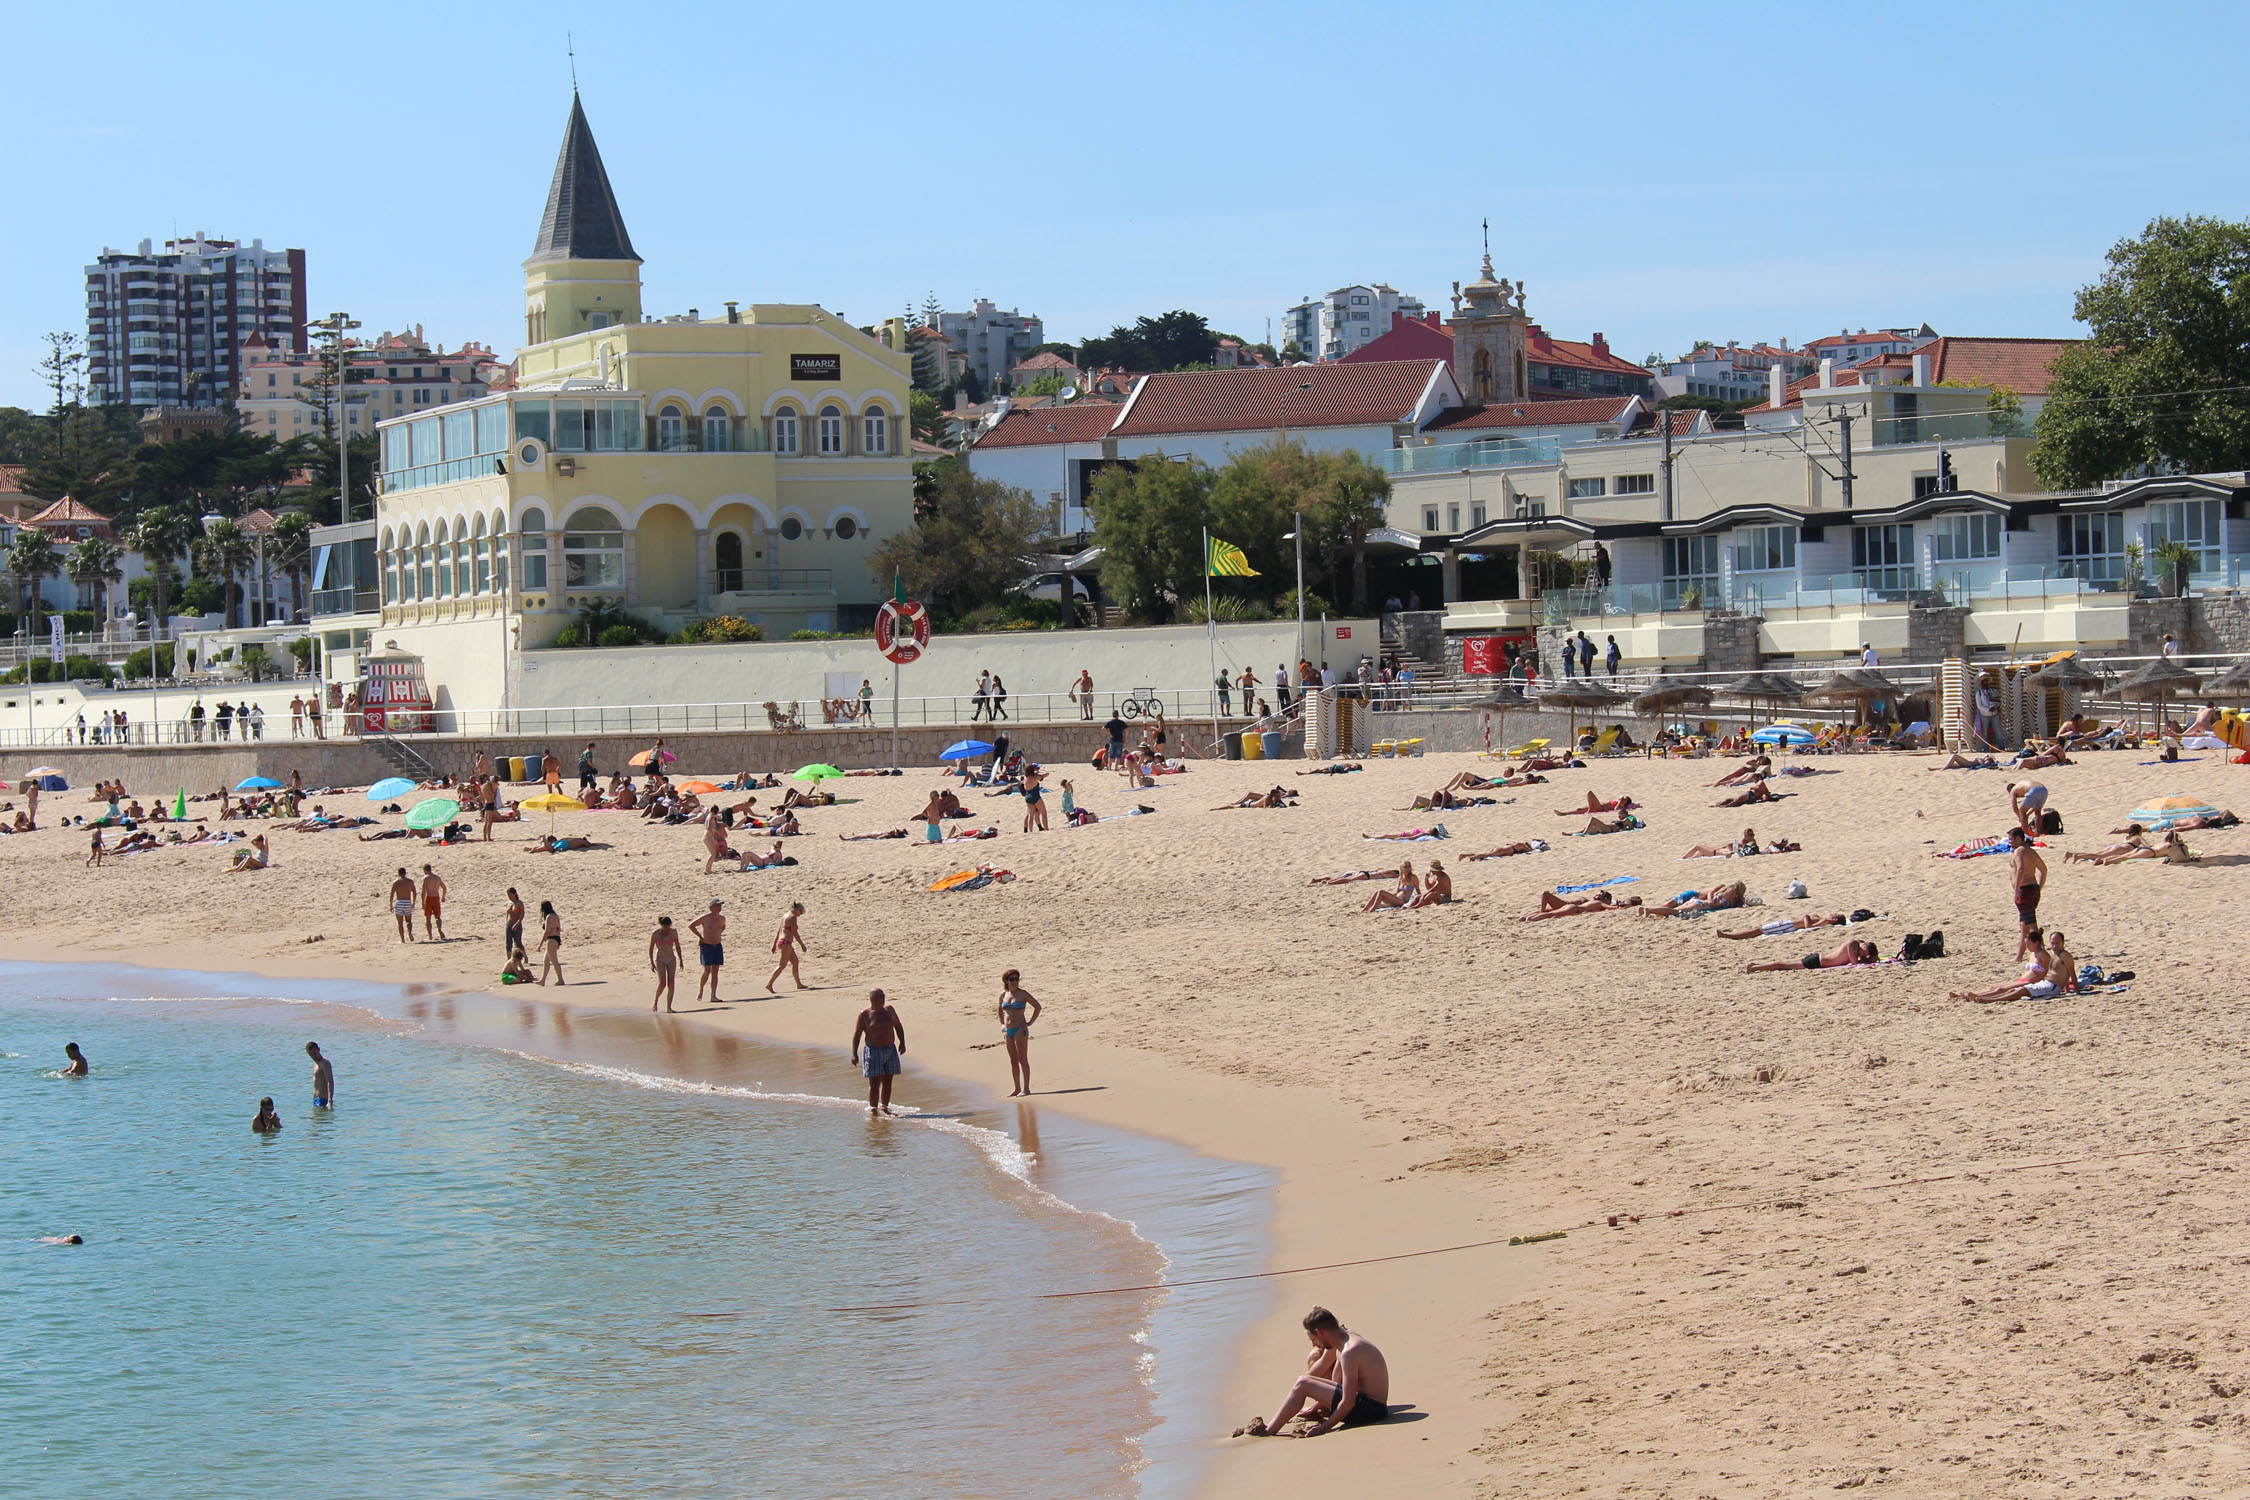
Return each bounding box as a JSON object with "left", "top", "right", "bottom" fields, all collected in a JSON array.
[{"left": 998, "top": 968, "right": 1043, "bottom": 1097}]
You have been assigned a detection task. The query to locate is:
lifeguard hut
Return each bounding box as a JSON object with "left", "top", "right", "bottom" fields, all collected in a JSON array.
[{"left": 361, "top": 644, "right": 434, "bottom": 733}]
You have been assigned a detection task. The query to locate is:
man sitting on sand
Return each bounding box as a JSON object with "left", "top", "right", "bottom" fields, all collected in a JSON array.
[
  {"left": 1745, "top": 937, "right": 1879, "bottom": 973},
  {"left": 225, "top": 834, "right": 270, "bottom": 873},
  {"left": 1952, "top": 931, "right": 2076, "bottom": 1003},
  {"left": 1717, "top": 912, "right": 1846, "bottom": 940},
  {"left": 1410, "top": 860, "right": 1453, "bottom": 906},
  {"left": 1518, "top": 889, "right": 1642, "bottom": 920},
  {"left": 1237, "top": 1306, "right": 1390, "bottom": 1438}
]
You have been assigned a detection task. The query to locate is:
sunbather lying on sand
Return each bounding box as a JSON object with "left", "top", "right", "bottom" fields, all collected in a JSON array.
[
  {"left": 2067, "top": 829, "right": 2192, "bottom": 864},
  {"left": 1681, "top": 828, "right": 1763, "bottom": 860},
  {"left": 524, "top": 835, "right": 599, "bottom": 852},
  {"left": 737, "top": 842, "right": 793, "bottom": 869},
  {"left": 1363, "top": 825, "right": 1448, "bottom": 842},
  {"left": 1555, "top": 792, "right": 1635, "bottom": 816},
  {"left": 1215, "top": 787, "right": 1298, "bottom": 809},
  {"left": 1576, "top": 811, "right": 1642, "bottom": 834},
  {"left": 1309, "top": 867, "right": 1401, "bottom": 885},
  {"left": 2011, "top": 743, "right": 2071, "bottom": 771},
  {"left": 1638, "top": 880, "right": 1746, "bottom": 917},
  {"left": 1746, "top": 937, "right": 1878, "bottom": 972},
  {"left": 1717, "top": 912, "right": 1845, "bottom": 940},
  {"left": 1711, "top": 756, "right": 1773, "bottom": 786},
  {"left": 2115, "top": 809, "right": 2237, "bottom": 832},
  {"left": 839, "top": 828, "right": 908, "bottom": 841},
  {"left": 1713, "top": 779, "right": 1781, "bottom": 806},
  {"left": 1518, "top": 754, "right": 1576, "bottom": 772},
  {"left": 1464, "top": 839, "right": 1548, "bottom": 860},
  {"left": 945, "top": 825, "right": 1000, "bottom": 842},
  {"left": 1951, "top": 933, "right": 2075, "bottom": 1002},
  {"left": 1403, "top": 788, "right": 1498, "bottom": 810},
  {"left": 1934, "top": 751, "right": 2002, "bottom": 770},
  {"left": 1518, "top": 889, "right": 1642, "bottom": 920},
  {"left": 1297, "top": 763, "right": 1363, "bottom": 776}
]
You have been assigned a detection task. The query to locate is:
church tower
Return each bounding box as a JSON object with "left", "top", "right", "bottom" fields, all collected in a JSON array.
[
  {"left": 522, "top": 94, "right": 642, "bottom": 347},
  {"left": 1446, "top": 251, "right": 1529, "bottom": 406}
]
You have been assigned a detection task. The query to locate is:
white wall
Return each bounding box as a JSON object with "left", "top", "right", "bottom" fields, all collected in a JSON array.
[
  {"left": 966, "top": 441, "right": 1104, "bottom": 534},
  {"left": 1117, "top": 423, "right": 1398, "bottom": 469}
]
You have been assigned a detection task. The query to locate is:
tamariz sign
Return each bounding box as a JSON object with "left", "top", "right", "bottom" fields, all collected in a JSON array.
[{"left": 790, "top": 354, "right": 841, "bottom": 381}]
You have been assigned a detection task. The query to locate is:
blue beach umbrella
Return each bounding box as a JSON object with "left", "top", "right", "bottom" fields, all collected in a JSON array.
[
  {"left": 1751, "top": 724, "right": 1817, "bottom": 747},
  {"left": 366, "top": 776, "right": 416, "bottom": 801},
  {"left": 939, "top": 740, "right": 994, "bottom": 762},
  {"left": 235, "top": 775, "right": 283, "bottom": 791}
]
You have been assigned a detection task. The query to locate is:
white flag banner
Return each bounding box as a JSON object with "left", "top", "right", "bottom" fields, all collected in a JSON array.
[{"left": 48, "top": 614, "right": 64, "bottom": 664}]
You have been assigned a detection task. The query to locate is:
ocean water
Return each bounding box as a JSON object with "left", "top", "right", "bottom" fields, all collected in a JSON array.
[{"left": 0, "top": 965, "right": 1273, "bottom": 1499}]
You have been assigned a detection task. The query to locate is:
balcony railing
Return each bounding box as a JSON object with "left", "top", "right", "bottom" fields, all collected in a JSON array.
[
  {"left": 311, "top": 585, "right": 380, "bottom": 618},
  {"left": 1869, "top": 410, "right": 2035, "bottom": 446},
  {"left": 379, "top": 454, "right": 505, "bottom": 493},
  {"left": 711, "top": 568, "right": 832, "bottom": 594},
  {"left": 1382, "top": 435, "right": 1562, "bottom": 476}
]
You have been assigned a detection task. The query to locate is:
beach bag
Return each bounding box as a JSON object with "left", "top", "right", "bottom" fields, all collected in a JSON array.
[
  {"left": 1900, "top": 930, "right": 1945, "bottom": 962},
  {"left": 1785, "top": 878, "right": 1808, "bottom": 899},
  {"left": 2040, "top": 809, "right": 2064, "bottom": 835}
]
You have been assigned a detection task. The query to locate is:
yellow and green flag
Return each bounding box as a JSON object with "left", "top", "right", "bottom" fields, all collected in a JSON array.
[{"left": 1206, "top": 535, "right": 1259, "bottom": 578}]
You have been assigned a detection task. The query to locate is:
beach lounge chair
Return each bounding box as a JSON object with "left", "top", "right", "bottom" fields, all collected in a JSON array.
[
  {"left": 1398, "top": 737, "right": 1426, "bottom": 757},
  {"left": 1585, "top": 727, "right": 1621, "bottom": 756},
  {"left": 1504, "top": 737, "right": 1551, "bottom": 759},
  {"left": 1371, "top": 738, "right": 1398, "bottom": 757}
]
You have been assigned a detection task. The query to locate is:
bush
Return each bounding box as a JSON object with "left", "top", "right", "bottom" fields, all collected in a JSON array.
[
  {"left": 0, "top": 655, "right": 115, "bottom": 685},
  {"left": 551, "top": 623, "right": 587, "bottom": 647},
  {"left": 1180, "top": 594, "right": 1272, "bottom": 623},
  {"left": 674, "top": 614, "right": 764, "bottom": 644},
  {"left": 789, "top": 629, "right": 841, "bottom": 641},
  {"left": 287, "top": 636, "right": 313, "bottom": 667},
  {"left": 595, "top": 623, "right": 645, "bottom": 648},
  {"left": 1272, "top": 587, "right": 1330, "bottom": 618},
  {"left": 123, "top": 644, "right": 177, "bottom": 678}
]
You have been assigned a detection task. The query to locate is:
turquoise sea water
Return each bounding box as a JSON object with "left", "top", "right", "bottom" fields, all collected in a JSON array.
[{"left": 0, "top": 966, "right": 1272, "bottom": 1498}]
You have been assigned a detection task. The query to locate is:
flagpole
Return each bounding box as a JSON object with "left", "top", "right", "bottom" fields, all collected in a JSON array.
[{"left": 1204, "top": 527, "right": 1219, "bottom": 750}]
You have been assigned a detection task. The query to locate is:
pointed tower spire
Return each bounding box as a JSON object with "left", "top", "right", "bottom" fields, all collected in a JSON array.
[{"left": 529, "top": 94, "right": 639, "bottom": 265}]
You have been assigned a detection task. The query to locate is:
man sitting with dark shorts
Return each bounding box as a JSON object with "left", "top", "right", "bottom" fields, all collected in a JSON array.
[{"left": 1238, "top": 1306, "right": 1391, "bottom": 1437}]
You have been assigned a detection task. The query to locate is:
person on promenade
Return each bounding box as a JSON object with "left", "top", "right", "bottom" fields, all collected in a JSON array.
[
  {"left": 689, "top": 900, "right": 727, "bottom": 1005},
  {"left": 998, "top": 968, "right": 1042, "bottom": 1097},
  {"left": 389, "top": 868, "right": 417, "bottom": 943},
  {"left": 538, "top": 900, "right": 565, "bottom": 986},
  {"left": 2007, "top": 827, "right": 2048, "bottom": 956},
  {"left": 1215, "top": 672, "right": 1233, "bottom": 716},
  {"left": 991, "top": 674, "right": 1009, "bottom": 720},
  {"left": 1075, "top": 669, "right": 1095, "bottom": 721},
  {"left": 1745, "top": 938, "right": 1878, "bottom": 973},
  {"left": 1238, "top": 1306, "right": 1391, "bottom": 1437},
  {"left": 306, "top": 1042, "right": 335, "bottom": 1107},
  {"left": 290, "top": 695, "right": 305, "bottom": 737},
  {"left": 767, "top": 901, "right": 808, "bottom": 993},
  {"left": 253, "top": 1098, "right": 282, "bottom": 1133},
  {"left": 63, "top": 1042, "right": 88, "bottom": 1076},
  {"left": 649, "top": 915, "right": 682, "bottom": 1012},
  {"left": 851, "top": 987, "right": 907, "bottom": 1115},
  {"left": 418, "top": 864, "right": 448, "bottom": 940},
  {"left": 971, "top": 670, "right": 992, "bottom": 722}
]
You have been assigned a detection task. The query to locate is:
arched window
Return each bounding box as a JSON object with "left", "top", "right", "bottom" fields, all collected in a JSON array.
[
  {"left": 489, "top": 510, "right": 507, "bottom": 595},
  {"left": 520, "top": 506, "right": 549, "bottom": 591},
  {"left": 472, "top": 515, "right": 490, "bottom": 595},
  {"left": 703, "top": 406, "right": 731, "bottom": 452},
  {"left": 416, "top": 523, "right": 434, "bottom": 601},
  {"left": 772, "top": 407, "right": 799, "bottom": 455},
  {"left": 817, "top": 404, "right": 844, "bottom": 455},
  {"left": 381, "top": 529, "right": 398, "bottom": 604},
  {"left": 440, "top": 520, "right": 459, "bottom": 597},
  {"left": 861, "top": 407, "right": 888, "bottom": 455},
  {"left": 563, "top": 506, "right": 624, "bottom": 589},
  {"left": 714, "top": 531, "right": 745, "bottom": 593},
  {"left": 656, "top": 406, "right": 686, "bottom": 452}
]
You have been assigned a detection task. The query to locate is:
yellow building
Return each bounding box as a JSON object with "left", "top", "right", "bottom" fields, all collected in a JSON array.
[{"left": 370, "top": 94, "right": 913, "bottom": 707}]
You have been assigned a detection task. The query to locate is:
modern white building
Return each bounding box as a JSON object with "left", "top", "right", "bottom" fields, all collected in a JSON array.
[
  {"left": 935, "top": 299, "right": 1044, "bottom": 389},
  {"left": 85, "top": 235, "right": 305, "bottom": 408},
  {"left": 1281, "top": 284, "right": 1426, "bottom": 362}
]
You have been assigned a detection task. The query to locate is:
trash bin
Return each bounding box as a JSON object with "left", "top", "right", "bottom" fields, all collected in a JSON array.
[
  {"left": 1222, "top": 731, "right": 1243, "bottom": 760},
  {"left": 1241, "top": 731, "right": 1265, "bottom": 761},
  {"left": 507, "top": 755, "right": 527, "bottom": 782},
  {"left": 1260, "top": 730, "right": 1283, "bottom": 760}
]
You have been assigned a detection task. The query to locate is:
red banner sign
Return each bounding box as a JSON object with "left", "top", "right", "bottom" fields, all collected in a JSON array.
[{"left": 1461, "top": 636, "right": 1502, "bottom": 675}]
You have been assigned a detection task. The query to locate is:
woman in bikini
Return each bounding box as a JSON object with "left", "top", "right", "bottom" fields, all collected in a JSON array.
[
  {"left": 1308, "top": 867, "right": 1401, "bottom": 885},
  {"left": 1361, "top": 861, "right": 1421, "bottom": 912},
  {"left": 2065, "top": 825, "right": 2149, "bottom": 864},
  {"left": 1681, "top": 828, "right": 1762, "bottom": 860},
  {"left": 649, "top": 916, "right": 681, "bottom": 1011},
  {"left": 1717, "top": 912, "right": 1845, "bottom": 940},
  {"left": 1745, "top": 938, "right": 1878, "bottom": 973},
  {"left": 1519, "top": 890, "right": 1643, "bottom": 921},
  {"left": 538, "top": 900, "right": 565, "bottom": 986},
  {"left": 1464, "top": 841, "right": 1544, "bottom": 861},
  {"left": 998, "top": 968, "right": 1043, "bottom": 1096},
  {"left": 1021, "top": 764, "right": 1050, "bottom": 832},
  {"left": 1638, "top": 880, "right": 1747, "bottom": 917},
  {"left": 1555, "top": 792, "right": 1636, "bottom": 817},
  {"left": 1713, "top": 779, "right": 1778, "bottom": 807}
]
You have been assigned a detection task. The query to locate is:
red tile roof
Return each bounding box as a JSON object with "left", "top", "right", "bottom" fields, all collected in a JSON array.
[
  {"left": 971, "top": 402, "right": 1122, "bottom": 449},
  {"left": 1009, "top": 351, "right": 1079, "bottom": 375},
  {"left": 0, "top": 464, "right": 27, "bottom": 497},
  {"left": 1339, "top": 318, "right": 1455, "bottom": 365},
  {"left": 27, "top": 496, "right": 112, "bottom": 526},
  {"left": 1525, "top": 328, "right": 1642, "bottom": 376},
  {"left": 1423, "top": 396, "right": 1636, "bottom": 432},
  {"left": 1757, "top": 336, "right": 2074, "bottom": 410},
  {"left": 1111, "top": 361, "right": 1443, "bottom": 437}
]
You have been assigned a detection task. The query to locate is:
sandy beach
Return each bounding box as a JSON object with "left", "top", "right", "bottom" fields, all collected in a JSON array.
[{"left": 14, "top": 740, "right": 2250, "bottom": 1497}]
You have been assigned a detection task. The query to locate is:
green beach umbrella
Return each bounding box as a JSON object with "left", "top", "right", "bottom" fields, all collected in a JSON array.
[
  {"left": 404, "top": 798, "right": 461, "bottom": 831},
  {"left": 792, "top": 763, "right": 843, "bottom": 782}
]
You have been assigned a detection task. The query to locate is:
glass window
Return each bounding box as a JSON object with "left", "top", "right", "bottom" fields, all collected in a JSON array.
[
  {"left": 1615, "top": 473, "right": 1655, "bottom": 494},
  {"left": 381, "top": 424, "right": 410, "bottom": 474},
  {"left": 1566, "top": 477, "right": 1606, "bottom": 499},
  {"left": 442, "top": 407, "right": 474, "bottom": 459},
  {"left": 1851, "top": 524, "right": 1917, "bottom": 594},
  {"left": 2149, "top": 498, "right": 2223, "bottom": 569},
  {"left": 476, "top": 400, "right": 509, "bottom": 454},
  {"left": 432, "top": 524, "right": 451, "bottom": 597},
  {"left": 714, "top": 531, "right": 745, "bottom": 592},
  {"left": 1929, "top": 512, "right": 2001, "bottom": 563},
  {"left": 1422, "top": 507, "right": 1439, "bottom": 531},
  {"left": 817, "top": 405, "right": 844, "bottom": 455},
  {"left": 1732, "top": 524, "right": 1798, "bottom": 573},
  {"left": 408, "top": 416, "right": 441, "bottom": 467},
  {"left": 704, "top": 408, "right": 732, "bottom": 452},
  {"left": 514, "top": 400, "right": 550, "bottom": 444},
  {"left": 860, "top": 408, "right": 887, "bottom": 454},
  {"left": 834, "top": 515, "right": 858, "bottom": 540},
  {"left": 779, "top": 516, "right": 804, "bottom": 541},
  {"left": 772, "top": 408, "right": 799, "bottom": 455},
  {"left": 1662, "top": 535, "right": 1720, "bottom": 605},
  {"left": 595, "top": 402, "right": 615, "bottom": 451},
  {"left": 656, "top": 407, "right": 686, "bottom": 451},
  {"left": 552, "top": 400, "right": 588, "bottom": 452},
  {"left": 2058, "top": 512, "right": 2126, "bottom": 584},
  {"left": 563, "top": 506, "right": 624, "bottom": 589},
  {"left": 416, "top": 526, "right": 434, "bottom": 600},
  {"left": 519, "top": 506, "right": 549, "bottom": 591},
  {"left": 382, "top": 548, "right": 397, "bottom": 604},
  {"left": 610, "top": 402, "right": 643, "bottom": 449}
]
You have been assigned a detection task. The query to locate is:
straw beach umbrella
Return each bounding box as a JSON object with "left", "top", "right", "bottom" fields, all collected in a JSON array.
[
  {"left": 1631, "top": 680, "right": 1712, "bottom": 743},
  {"left": 1533, "top": 679, "right": 1627, "bottom": 747},
  {"left": 1716, "top": 671, "right": 1803, "bottom": 729},
  {"left": 2032, "top": 654, "right": 2109, "bottom": 729},
  {"left": 2117, "top": 658, "right": 2203, "bottom": 732},
  {"left": 2204, "top": 656, "right": 2250, "bottom": 700}
]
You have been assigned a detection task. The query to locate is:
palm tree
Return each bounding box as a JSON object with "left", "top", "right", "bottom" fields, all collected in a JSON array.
[
  {"left": 67, "top": 536, "right": 123, "bottom": 629},
  {"left": 8, "top": 528, "right": 58, "bottom": 639},
  {"left": 266, "top": 510, "right": 314, "bottom": 623},
  {"left": 193, "top": 518, "right": 254, "bottom": 629},
  {"left": 129, "top": 505, "right": 195, "bottom": 646}
]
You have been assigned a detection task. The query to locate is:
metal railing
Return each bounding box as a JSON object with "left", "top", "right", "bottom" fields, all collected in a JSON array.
[
  {"left": 1869, "top": 410, "right": 2034, "bottom": 446},
  {"left": 312, "top": 586, "right": 380, "bottom": 617},
  {"left": 1381, "top": 435, "right": 1562, "bottom": 476},
  {"left": 709, "top": 568, "right": 833, "bottom": 595}
]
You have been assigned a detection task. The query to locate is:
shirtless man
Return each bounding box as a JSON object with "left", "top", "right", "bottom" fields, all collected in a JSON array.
[
  {"left": 2007, "top": 827, "right": 2048, "bottom": 955},
  {"left": 767, "top": 901, "right": 807, "bottom": 992},
  {"left": 410, "top": 864, "right": 445, "bottom": 939},
  {"left": 649, "top": 915, "right": 682, "bottom": 1011},
  {"left": 689, "top": 900, "right": 726, "bottom": 1005},
  {"left": 1518, "top": 889, "right": 1643, "bottom": 921},
  {"left": 1953, "top": 931, "right": 2077, "bottom": 1003},
  {"left": 1718, "top": 912, "right": 1845, "bottom": 940},
  {"left": 389, "top": 868, "right": 417, "bottom": 943},
  {"left": 1243, "top": 1306, "right": 1390, "bottom": 1437},
  {"left": 306, "top": 1042, "right": 335, "bottom": 1107},
  {"left": 1745, "top": 938, "right": 1878, "bottom": 972},
  {"left": 850, "top": 987, "right": 907, "bottom": 1114},
  {"left": 1411, "top": 860, "right": 1453, "bottom": 906},
  {"left": 62, "top": 1041, "right": 89, "bottom": 1076},
  {"left": 2008, "top": 780, "right": 2049, "bottom": 838}
]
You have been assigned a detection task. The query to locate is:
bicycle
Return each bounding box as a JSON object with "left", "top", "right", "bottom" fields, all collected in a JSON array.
[{"left": 1118, "top": 690, "right": 1165, "bottom": 720}]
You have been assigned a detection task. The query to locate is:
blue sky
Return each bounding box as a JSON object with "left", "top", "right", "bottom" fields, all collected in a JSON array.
[{"left": 4, "top": 2, "right": 2246, "bottom": 410}]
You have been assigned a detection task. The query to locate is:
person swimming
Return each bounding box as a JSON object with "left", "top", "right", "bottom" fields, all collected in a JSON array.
[
  {"left": 62, "top": 1042, "right": 88, "bottom": 1077},
  {"left": 252, "top": 1097, "right": 283, "bottom": 1133}
]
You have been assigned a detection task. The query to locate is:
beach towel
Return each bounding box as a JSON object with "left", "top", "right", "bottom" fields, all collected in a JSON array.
[
  {"left": 1555, "top": 875, "right": 1637, "bottom": 894},
  {"left": 2138, "top": 757, "right": 2205, "bottom": 765},
  {"left": 1565, "top": 823, "right": 1643, "bottom": 837},
  {"left": 929, "top": 867, "right": 1015, "bottom": 892},
  {"left": 1937, "top": 835, "right": 2046, "bottom": 859}
]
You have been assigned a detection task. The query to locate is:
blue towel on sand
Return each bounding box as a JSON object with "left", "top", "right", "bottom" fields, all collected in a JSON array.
[{"left": 1556, "top": 875, "right": 1637, "bottom": 894}]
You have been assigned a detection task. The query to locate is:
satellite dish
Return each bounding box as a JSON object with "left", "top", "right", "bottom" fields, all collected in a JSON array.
[{"left": 1060, "top": 385, "right": 1080, "bottom": 402}]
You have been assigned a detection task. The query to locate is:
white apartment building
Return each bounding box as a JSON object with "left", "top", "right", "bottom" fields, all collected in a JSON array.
[
  {"left": 238, "top": 329, "right": 503, "bottom": 441},
  {"left": 85, "top": 235, "right": 305, "bottom": 408},
  {"left": 1651, "top": 356, "right": 1774, "bottom": 403},
  {"left": 935, "top": 299, "right": 1044, "bottom": 389},
  {"left": 1281, "top": 284, "right": 1426, "bottom": 362}
]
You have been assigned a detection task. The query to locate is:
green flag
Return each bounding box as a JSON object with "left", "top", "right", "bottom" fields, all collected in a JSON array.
[
  {"left": 893, "top": 570, "right": 908, "bottom": 603},
  {"left": 1206, "top": 535, "right": 1259, "bottom": 578}
]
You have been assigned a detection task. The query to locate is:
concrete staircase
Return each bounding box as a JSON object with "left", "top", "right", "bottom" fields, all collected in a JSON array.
[{"left": 1379, "top": 615, "right": 1458, "bottom": 692}]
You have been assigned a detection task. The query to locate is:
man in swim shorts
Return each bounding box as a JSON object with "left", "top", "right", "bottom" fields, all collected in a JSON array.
[
  {"left": 689, "top": 899, "right": 726, "bottom": 1005},
  {"left": 1242, "top": 1306, "right": 1390, "bottom": 1437},
  {"left": 306, "top": 1041, "right": 335, "bottom": 1107},
  {"left": 850, "top": 987, "right": 906, "bottom": 1115},
  {"left": 419, "top": 864, "right": 448, "bottom": 941},
  {"left": 2008, "top": 780, "right": 2048, "bottom": 838},
  {"left": 389, "top": 868, "right": 417, "bottom": 943},
  {"left": 2008, "top": 827, "right": 2047, "bottom": 953}
]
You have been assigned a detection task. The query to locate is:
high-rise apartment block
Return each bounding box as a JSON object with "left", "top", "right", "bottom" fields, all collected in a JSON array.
[
  {"left": 85, "top": 235, "right": 306, "bottom": 409},
  {"left": 1281, "top": 284, "right": 1426, "bottom": 362},
  {"left": 934, "top": 299, "right": 1043, "bottom": 389}
]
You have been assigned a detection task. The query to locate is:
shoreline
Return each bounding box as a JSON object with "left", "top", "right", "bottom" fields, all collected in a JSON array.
[{"left": 1, "top": 933, "right": 1524, "bottom": 1499}]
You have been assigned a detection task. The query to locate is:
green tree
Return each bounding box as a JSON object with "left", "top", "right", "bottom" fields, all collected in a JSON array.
[
  {"left": 267, "top": 510, "right": 314, "bottom": 621},
  {"left": 1079, "top": 311, "right": 1220, "bottom": 372},
  {"left": 8, "top": 528, "right": 58, "bottom": 635},
  {"left": 869, "top": 466, "right": 1045, "bottom": 621},
  {"left": 291, "top": 430, "right": 379, "bottom": 524},
  {"left": 1087, "top": 455, "right": 1214, "bottom": 621},
  {"left": 1014, "top": 373, "right": 1069, "bottom": 399},
  {"left": 193, "top": 518, "right": 255, "bottom": 628},
  {"left": 129, "top": 506, "right": 195, "bottom": 641},
  {"left": 909, "top": 388, "right": 948, "bottom": 448},
  {"left": 2032, "top": 214, "right": 2250, "bottom": 488},
  {"left": 0, "top": 407, "right": 43, "bottom": 464},
  {"left": 19, "top": 406, "right": 135, "bottom": 508},
  {"left": 66, "top": 536, "right": 123, "bottom": 625}
]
